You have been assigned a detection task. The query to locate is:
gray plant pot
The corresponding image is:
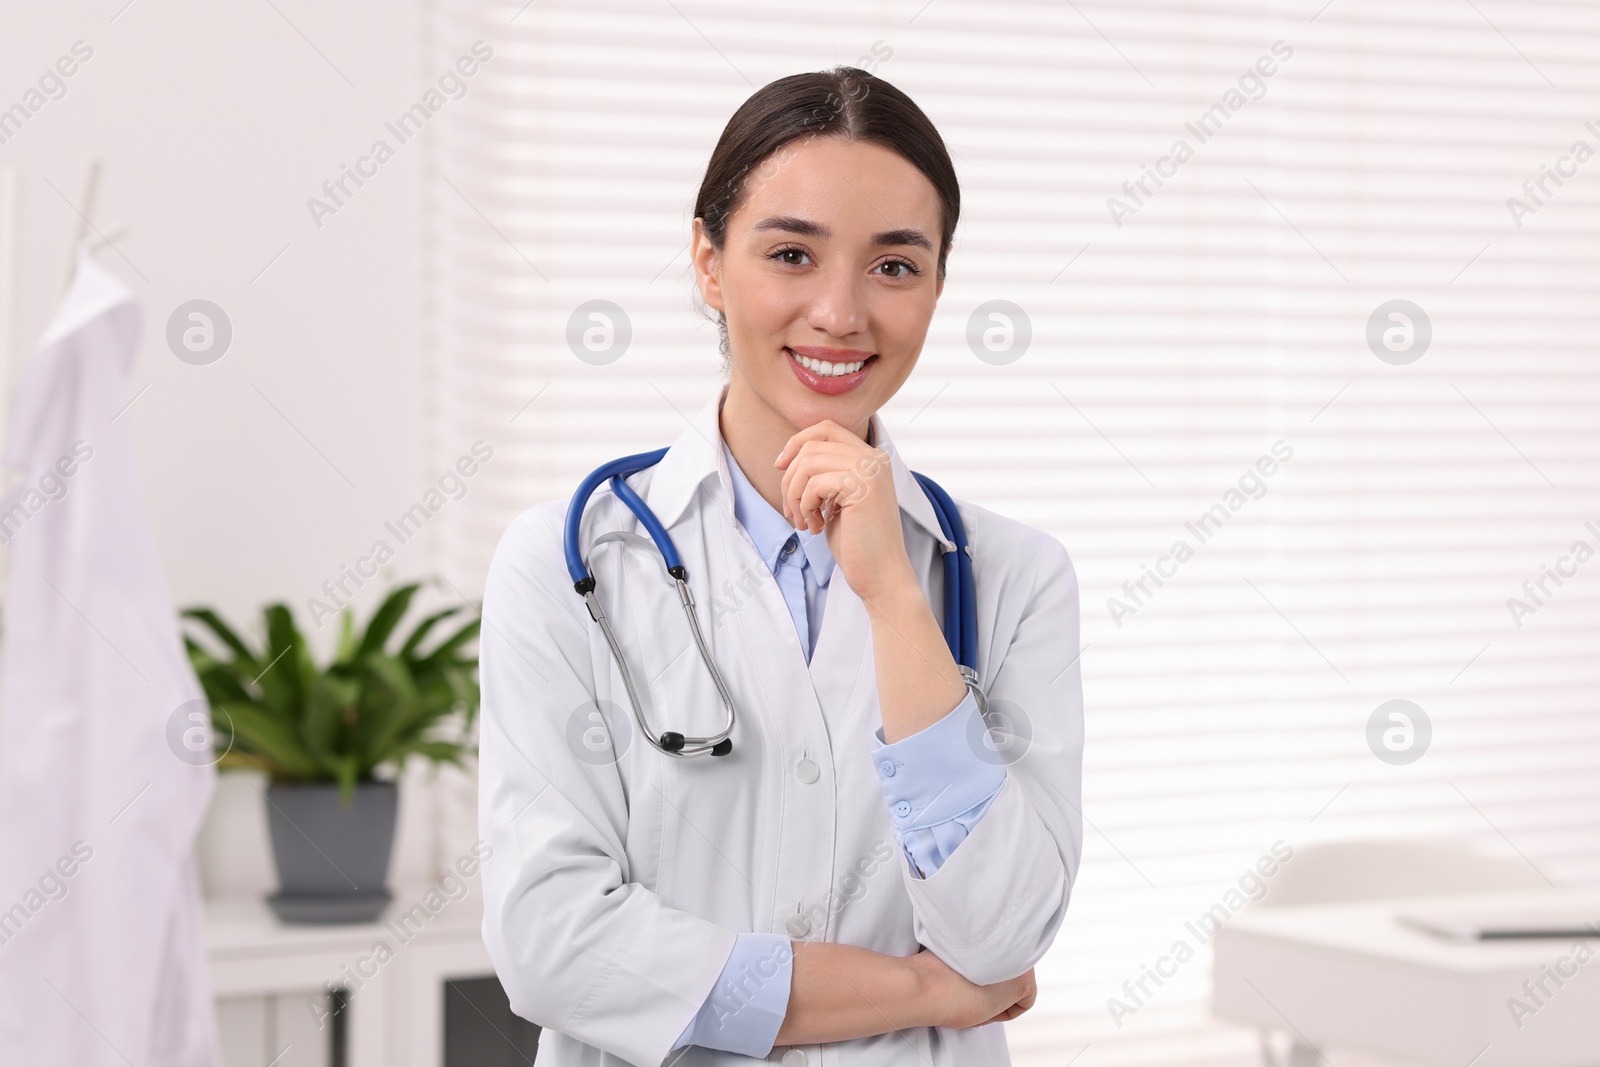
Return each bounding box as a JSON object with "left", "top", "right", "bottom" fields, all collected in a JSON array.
[{"left": 264, "top": 779, "right": 397, "bottom": 924}]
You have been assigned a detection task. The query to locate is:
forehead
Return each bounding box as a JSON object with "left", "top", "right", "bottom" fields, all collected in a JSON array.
[{"left": 728, "top": 136, "right": 943, "bottom": 240}]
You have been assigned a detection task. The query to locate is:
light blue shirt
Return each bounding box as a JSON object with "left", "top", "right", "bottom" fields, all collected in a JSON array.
[{"left": 671, "top": 442, "right": 1006, "bottom": 1056}]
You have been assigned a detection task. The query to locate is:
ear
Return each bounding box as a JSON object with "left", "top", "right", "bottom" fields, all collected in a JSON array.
[
  {"left": 935, "top": 270, "right": 945, "bottom": 301},
  {"left": 690, "top": 218, "right": 725, "bottom": 314}
]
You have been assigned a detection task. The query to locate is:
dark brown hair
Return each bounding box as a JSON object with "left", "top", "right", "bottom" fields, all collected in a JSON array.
[{"left": 695, "top": 65, "right": 961, "bottom": 284}]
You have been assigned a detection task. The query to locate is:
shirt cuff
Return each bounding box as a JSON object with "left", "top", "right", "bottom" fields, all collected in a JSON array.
[
  {"left": 870, "top": 690, "right": 1008, "bottom": 878},
  {"left": 671, "top": 932, "right": 794, "bottom": 1056}
]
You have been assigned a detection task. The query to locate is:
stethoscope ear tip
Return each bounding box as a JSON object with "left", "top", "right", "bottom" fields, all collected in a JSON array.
[{"left": 711, "top": 739, "right": 733, "bottom": 757}]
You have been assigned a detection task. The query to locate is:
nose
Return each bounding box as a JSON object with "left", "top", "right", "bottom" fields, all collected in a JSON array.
[{"left": 804, "top": 265, "right": 868, "bottom": 340}]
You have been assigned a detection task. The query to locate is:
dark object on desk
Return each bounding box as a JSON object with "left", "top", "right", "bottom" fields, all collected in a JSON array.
[
  {"left": 329, "top": 986, "right": 350, "bottom": 1067},
  {"left": 1398, "top": 903, "right": 1600, "bottom": 942},
  {"left": 446, "top": 975, "right": 542, "bottom": 1066}
]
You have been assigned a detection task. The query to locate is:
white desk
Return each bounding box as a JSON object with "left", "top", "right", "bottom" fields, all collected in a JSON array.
[
  {"left": 207, "top": 884, "right": 495, "bottom": 1067},
  {"left": 1212, "top": 890, "right": 1600, "bottom": 1067}
]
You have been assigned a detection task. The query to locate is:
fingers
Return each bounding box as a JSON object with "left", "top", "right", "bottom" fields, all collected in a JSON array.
[
  {"left": 774, "top": 419, "right": 855, "bottom": 468},
  {"left": 978, "top": 1001, "right": 1029, "bottom": 1025},
  {"left": 984, "top": 970, "right": 1037, "bottom": 1026},
  {"left": 1014, "top": 983, "right": 1037, "bottom": 1014},
  {"left": 779, "top": 442, "right": 892, "bottom": 531},
  {"left": 774, "top": 420, "right": 882, "bottom": 520},
  {"left": 780, "top": 450, "right": 869, "bottom": 532},
  {"left": 1009, "top": 971, "right": 1037, "bottom": 1016},
  {"left": 778, "top": 442, "right": 857, "bottom": 512},
  {"left": 789, "top": 470, "right": 851, "bottom": 534}
]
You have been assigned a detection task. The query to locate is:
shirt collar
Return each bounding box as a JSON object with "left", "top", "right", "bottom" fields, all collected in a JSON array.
[
  {"left": 641, "top": 381, "right": 954, "bottom": 555},
  {"left": 722, "top": 437, "right": 836, "bottom": 583}
]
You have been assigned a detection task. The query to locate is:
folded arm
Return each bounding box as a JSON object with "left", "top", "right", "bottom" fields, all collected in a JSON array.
[{"left": 863, "top": 531, "right": 1086, "bottom": 986}]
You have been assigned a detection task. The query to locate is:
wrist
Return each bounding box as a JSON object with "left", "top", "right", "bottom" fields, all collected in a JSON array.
[
  {"left": 904, "top": 949, "right": 952, "bottom": 1029},
  {"left": 856, "top": 565, "right": 922, "bottom": 612}
]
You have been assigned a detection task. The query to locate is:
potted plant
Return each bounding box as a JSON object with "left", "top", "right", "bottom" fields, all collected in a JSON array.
[{"left": 182, "top": 581, "right": 480, "bottom": 924}]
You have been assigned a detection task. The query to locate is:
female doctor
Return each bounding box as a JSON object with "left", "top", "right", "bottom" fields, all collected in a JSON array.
[{"left": 478, "top": 67, "right": 1085, "bottom": 1066}]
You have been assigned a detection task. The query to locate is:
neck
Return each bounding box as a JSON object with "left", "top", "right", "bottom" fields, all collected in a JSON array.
[{"left": 719, "top": 373, "right": 873, "bottom": 515}]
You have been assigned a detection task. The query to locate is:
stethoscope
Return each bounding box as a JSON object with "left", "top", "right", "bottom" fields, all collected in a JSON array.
[{"left": 563, "top": 447, "right": 984, "bottom": 759}]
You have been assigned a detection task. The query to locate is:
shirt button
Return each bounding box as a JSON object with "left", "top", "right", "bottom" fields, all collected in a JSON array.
[
  {"left": 782, "top": 1050, "right": 808, "bottom": 1066},
  {"left": 795, "top": 757, "right": 819, "bottom": 784},
  {"left": 893, "top": 800, "right": 912, "bottom": 819},
  {"left": 785, "top": 912, "right": 812, "bottom": 938},
  {"left": 878, "top": 759, "right": 896, "bottom": 777}
]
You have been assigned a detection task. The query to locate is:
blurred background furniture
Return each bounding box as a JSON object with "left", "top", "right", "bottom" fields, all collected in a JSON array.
[
  {"left": 1215, "top": 839, "right": 1593, "bottom": 1067},
  {"left": 208, "top": 884, "right": 539, "bottom": 1067},
  {"left": 199, "top": 765, "right": 534, "bottom": 1066}
]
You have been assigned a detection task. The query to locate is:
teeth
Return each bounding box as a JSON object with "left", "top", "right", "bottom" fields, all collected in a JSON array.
[{"left": 791, "top": 351, "right": 867, "bottom": 377}]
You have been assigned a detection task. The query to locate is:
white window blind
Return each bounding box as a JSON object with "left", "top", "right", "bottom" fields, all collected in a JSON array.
[{"left": 426, "top": 2, "right": 1600, "bottom": 1063}]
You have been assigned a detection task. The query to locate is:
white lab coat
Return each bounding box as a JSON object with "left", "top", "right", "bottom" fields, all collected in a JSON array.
[
  {"left": 479, "top": 383, "right": 1084, "bottom": 1066},
  {"left": 0, "top": 252, "right": 219, "bottom": 1065}
]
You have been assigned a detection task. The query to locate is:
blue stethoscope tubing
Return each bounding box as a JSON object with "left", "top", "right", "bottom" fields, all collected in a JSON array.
[{"left": 564, "top": 448, "right": 983, "bottom": 758}]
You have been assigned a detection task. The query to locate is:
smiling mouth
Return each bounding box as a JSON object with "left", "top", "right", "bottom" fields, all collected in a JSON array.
[
  {"left": 783, "top": 346, "right": 879, "bottom": 395},
  {"left": 790, "top": 351, "right": 871, "bottom": 376}
]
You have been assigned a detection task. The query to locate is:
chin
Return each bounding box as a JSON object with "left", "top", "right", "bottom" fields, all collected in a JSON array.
[{"left": 779, "top": 390, "right": 875, "bottom": 432}]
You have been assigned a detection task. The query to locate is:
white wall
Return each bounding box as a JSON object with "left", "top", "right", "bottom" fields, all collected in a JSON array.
[
  {"left": 1, "top": 0, "right": 433, "bottom": 631},
  {"left": 0, "top": 0, "right": 475, "bottom": 891}
]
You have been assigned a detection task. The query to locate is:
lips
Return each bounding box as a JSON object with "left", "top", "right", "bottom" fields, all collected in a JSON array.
[{"left": 784, "top": 346, "right": 878, "bottom": 396}]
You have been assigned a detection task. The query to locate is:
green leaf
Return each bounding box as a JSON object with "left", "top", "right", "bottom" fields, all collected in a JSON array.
[
  {"left": 385, "top": 738, "right": 470, "bottom": 771},
  {"left": 368, "top": 654, "right": 420, "bottom": 706},
  {"left": 299, "top": 670, "right": 350, "bottom": 759},
  {"left": 193, "top": 661, "right": 254, "bottom": 707},
  {"left": 182, "top": 608, "right": 260, "bottom": 669},
  {"left": 182, "top": 581, "right": 480, "bottom": 786},
  {"left": 354, "top": 654, "right": 422, "bottom": 760},
  {"left": 334, "top": 609, "right": 358, "bottom": 665},
  {"left": 398, "top": 606, "right": 462, "bottom": 659},
  {"left": 416, "top": 615, "right": 480, "bottom": 671},
  {"left": 216, "top": 701, "right": 322, "bottom": 779},
  {"left": 333, "top": 756, "right": 361, "bottom": 806},
  {"left": 258, "top": 604, "right": 307, "bottom": 714},
  {"left": 356, "top": 583, "right": 422, "bottom": 659}
]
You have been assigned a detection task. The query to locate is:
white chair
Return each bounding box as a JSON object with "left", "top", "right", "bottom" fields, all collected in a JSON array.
[{"left": 1248, "top": 839, "right": 1550, "bottom": 1067}]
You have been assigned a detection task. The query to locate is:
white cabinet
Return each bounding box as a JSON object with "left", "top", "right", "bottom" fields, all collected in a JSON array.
[
  {"left": 207, "top": 883, "right": 495, "bottom": 1067},
  {"left": 200, "top": 762, "right": 494, "bottom": 1065},
  {"left": 216, "top": 993, "right": 331, "bottom": 1067}
]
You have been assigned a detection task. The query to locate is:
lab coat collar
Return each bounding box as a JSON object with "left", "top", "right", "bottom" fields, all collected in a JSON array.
[{"left": 644, "top": 382, "right": 953, "bottom": 552}]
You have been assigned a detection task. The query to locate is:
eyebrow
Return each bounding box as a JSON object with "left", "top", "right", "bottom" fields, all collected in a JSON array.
[{"left": 751, "top": 215, "right": 934, "bottom": 253}]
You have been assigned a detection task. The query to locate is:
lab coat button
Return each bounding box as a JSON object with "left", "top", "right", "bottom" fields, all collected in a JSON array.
[
  {"left": 878, "top": 759, "right": 895, "bottom": 777},
  {"left": 782, "top": 1049, "right": 808, "bottom": 1066},
  {"left": 785, "top": 912, "right": 812, "bottom": 937},
  {"left": 795, "top": 757, "right": 819, "bottom": 783},
  {"left": 892, "top": 800, "right": 911, "bottom": 818}
]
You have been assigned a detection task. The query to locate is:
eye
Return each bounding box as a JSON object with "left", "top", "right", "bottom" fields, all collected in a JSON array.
[
  {"left": 768, "top": 245, "right": 811, "bottom": 266},
  {"left": 874, "top": 257, "right": 923, "bottom": 279}
]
